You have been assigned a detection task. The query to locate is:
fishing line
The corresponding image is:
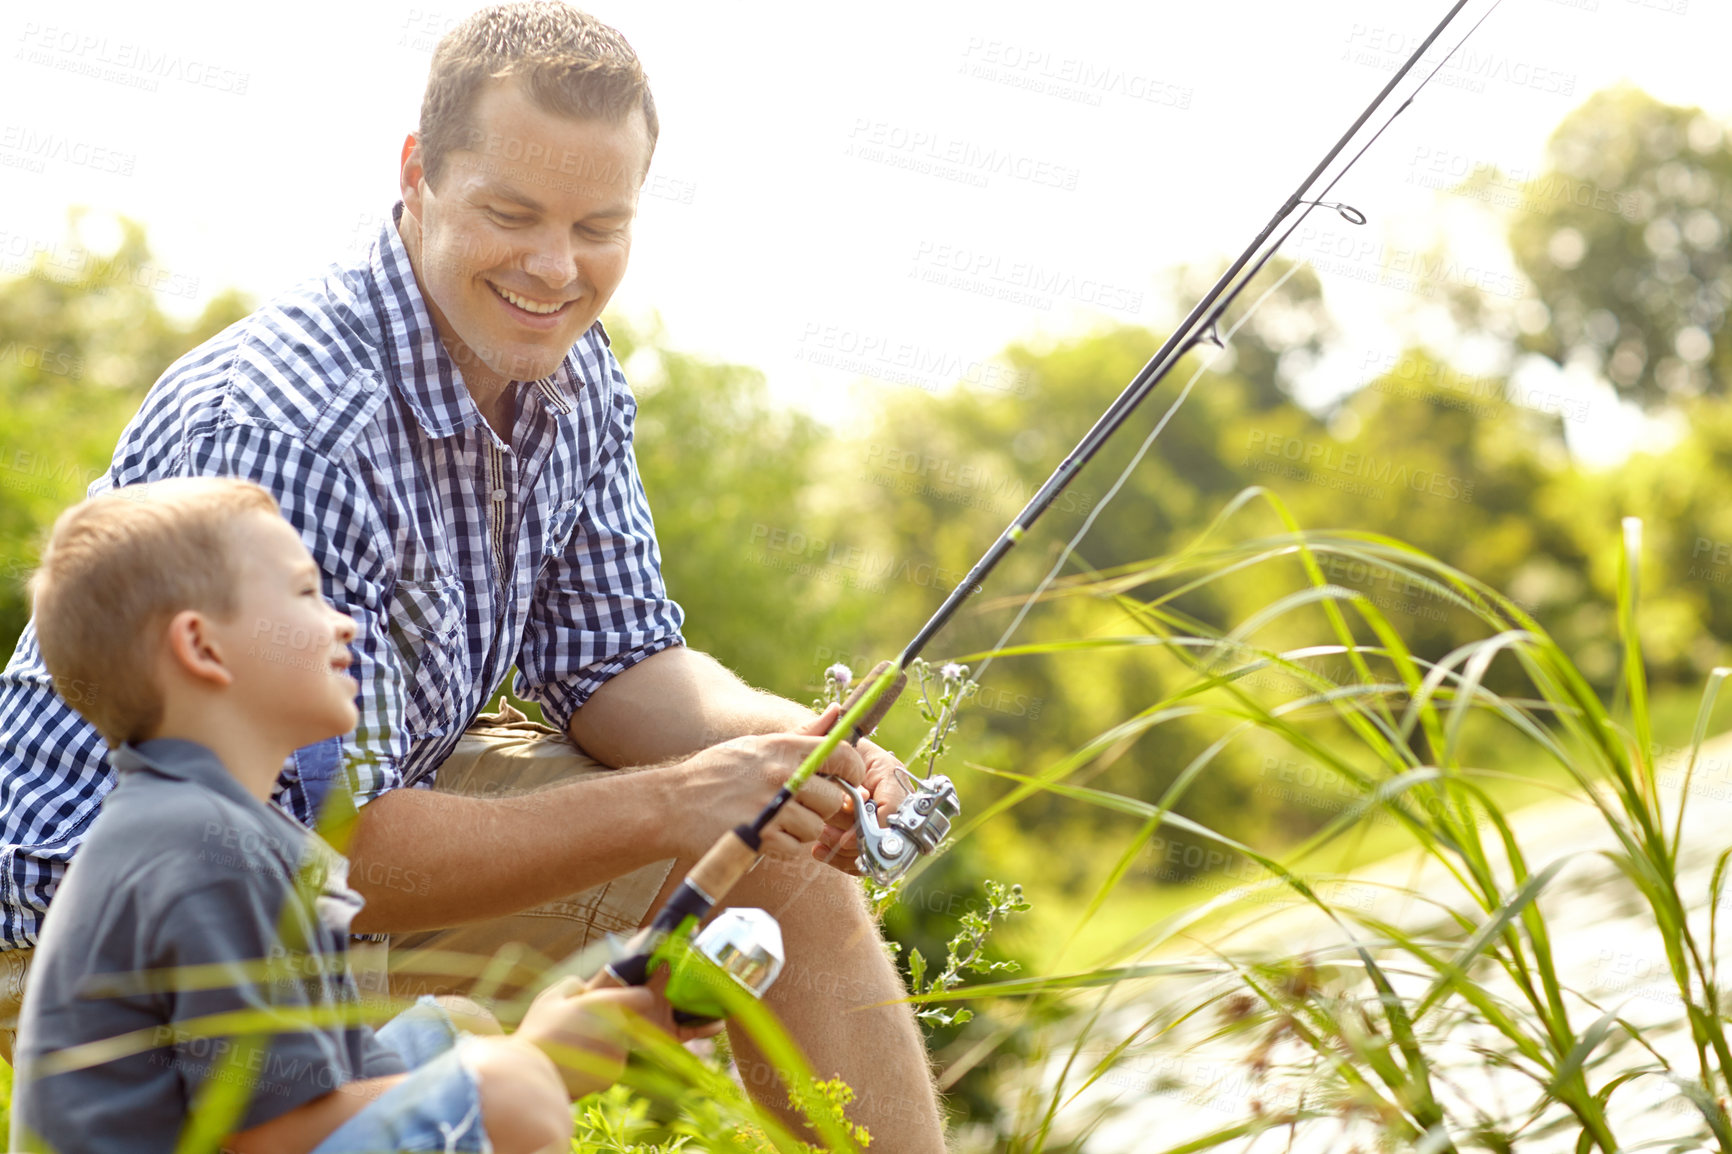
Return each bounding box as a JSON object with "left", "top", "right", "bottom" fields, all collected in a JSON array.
[{"left": 967, "top": 262, "right": 1306, "bottom": 694}]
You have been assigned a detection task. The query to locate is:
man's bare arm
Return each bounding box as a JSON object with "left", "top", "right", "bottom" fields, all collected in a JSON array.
[
  {"left": 566, "top": 645, "right": 812, "bottom": 766},
  {"left": 345, "top": 717, "right": 863, "bottom": 933},
  {"left": 567, "top": 645, "right": 910, "bottom": 872}
]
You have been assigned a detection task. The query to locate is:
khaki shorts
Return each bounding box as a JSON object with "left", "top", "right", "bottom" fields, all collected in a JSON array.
[
  {"left": 0, "top": 947, "right": 29, "bottom": 1066},
  {"left": 374, "top": 699, "right": 675, "bottom": 1012},
  {"left": 0, "top": 699, "right": 674, "bottom": 1065}
]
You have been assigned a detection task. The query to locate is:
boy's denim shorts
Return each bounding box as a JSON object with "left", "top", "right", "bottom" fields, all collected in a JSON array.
[{"left": 311, "top": 997, "right": 491, "bottom": 1154}]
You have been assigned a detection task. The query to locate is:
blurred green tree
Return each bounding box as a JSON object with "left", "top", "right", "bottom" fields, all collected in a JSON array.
[
  {"left": 609, "top": 316, "right": 872, "bottom": 700},
  {"left": 1506, "top": 84, "right": 1731, "bottom": 406},
  {"left": 0, "top": 211, "right": 249, "bottom": 651}
]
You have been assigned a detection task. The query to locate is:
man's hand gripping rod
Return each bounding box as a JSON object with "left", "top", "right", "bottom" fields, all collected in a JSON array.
[
  {"left": 823, "top": 664, "right": 962, "bottom": 886},
  {"left": 586, "top": 659, "right": 958, "bottom": 1007}
]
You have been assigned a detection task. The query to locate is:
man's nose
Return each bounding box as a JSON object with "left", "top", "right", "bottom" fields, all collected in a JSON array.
[{"left": 521, "top": 228, "right": 580, "bottom": 290}]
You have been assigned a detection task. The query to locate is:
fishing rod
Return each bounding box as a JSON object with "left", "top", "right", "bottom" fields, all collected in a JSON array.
[{"left": 589, "top": 0, "right": 1499, "bottom": 1017}]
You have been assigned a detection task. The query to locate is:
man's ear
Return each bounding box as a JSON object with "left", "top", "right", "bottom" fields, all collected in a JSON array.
[
  {"left": 400, "top": 133, "right": 427, "bottom": 218},
  {"left": 162, "top": 609, "right": 234, "bottom": 690}
]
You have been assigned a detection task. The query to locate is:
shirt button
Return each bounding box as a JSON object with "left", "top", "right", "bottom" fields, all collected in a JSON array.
[{"left": 491, "top": 488, "right": 507, "bottom": 501}]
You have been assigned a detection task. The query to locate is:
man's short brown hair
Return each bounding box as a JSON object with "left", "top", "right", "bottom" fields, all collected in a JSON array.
[
  {"left": 28, "top": 478, "right": 281, "bottom": 749},
  {"left": 417, "top": 2, "right": 658, "bottom": 189}
]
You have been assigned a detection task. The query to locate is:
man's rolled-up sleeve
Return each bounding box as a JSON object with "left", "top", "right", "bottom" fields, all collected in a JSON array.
[
  {"left": 182, "top": 423, "right": 411, "bottom": 815},
  {"left": 514, "top": 386, "right": 685, "bottom": 736}
]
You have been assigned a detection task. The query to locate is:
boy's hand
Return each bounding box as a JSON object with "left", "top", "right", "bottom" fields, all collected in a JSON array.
[{"left": 515, "top": 976, "right": 722, "bottom": 1099}]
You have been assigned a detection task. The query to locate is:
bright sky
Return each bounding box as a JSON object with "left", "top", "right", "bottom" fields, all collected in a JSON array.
[{"left": 0, "top": 0, "right": 1720, "bottom": 464}]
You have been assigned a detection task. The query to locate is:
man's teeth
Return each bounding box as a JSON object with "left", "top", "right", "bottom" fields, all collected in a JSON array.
[{"left": 494, "top": 284, "right": 564, "bottom": 315}]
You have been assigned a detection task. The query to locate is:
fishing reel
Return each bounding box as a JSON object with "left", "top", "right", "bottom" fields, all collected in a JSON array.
[
  {"left": 658, "top": 907, "right": 785, "bottom": 1024},
  {"left": 645, "top": 772, "right": 959, "bottom": 1023},
  {"left": 834, "top": 772, "right": 961, "bottom": 885}
]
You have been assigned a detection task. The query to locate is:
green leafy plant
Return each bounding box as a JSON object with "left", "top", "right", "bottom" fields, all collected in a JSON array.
[
  {"left": 904, "top": 658, "right": 980, "bottom": 779},
  {"left": 903, "top": 880, "right": 1031, "bottom": 1031},
  {"left": 571, "top": 1084, "right": 692, "bottom": 1152}
]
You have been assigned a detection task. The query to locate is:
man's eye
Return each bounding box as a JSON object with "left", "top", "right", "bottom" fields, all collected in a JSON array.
[{"left": 488, "top": 209, "right": 529, "bottom": 225}]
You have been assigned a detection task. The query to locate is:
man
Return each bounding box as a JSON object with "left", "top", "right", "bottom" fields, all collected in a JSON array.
[{"left": 0, "top": 4, "right": 944, "bottom": 1148}]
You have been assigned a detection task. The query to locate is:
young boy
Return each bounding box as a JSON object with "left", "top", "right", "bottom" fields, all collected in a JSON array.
[{"left": 10, "top": 478, "right": 702, "bottom": 1152}]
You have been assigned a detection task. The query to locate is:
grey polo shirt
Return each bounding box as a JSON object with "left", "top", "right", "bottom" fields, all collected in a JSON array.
[{"left": 10, "top": 738, "right": 407, "bottom": 1152}]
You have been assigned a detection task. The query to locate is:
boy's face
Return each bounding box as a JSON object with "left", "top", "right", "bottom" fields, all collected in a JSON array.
[{"left": 214, "top": 512, "right": 360, "bottom": 747}]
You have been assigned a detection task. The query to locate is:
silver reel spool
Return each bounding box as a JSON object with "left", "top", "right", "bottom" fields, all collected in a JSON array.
[{"left": 833, "top": 773, "right": 961, "bottom": 884}]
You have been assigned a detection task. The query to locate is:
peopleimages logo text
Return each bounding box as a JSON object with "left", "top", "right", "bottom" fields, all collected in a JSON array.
[{"left": 1245, "top": 430, "right": 1475, "bottom": 502}]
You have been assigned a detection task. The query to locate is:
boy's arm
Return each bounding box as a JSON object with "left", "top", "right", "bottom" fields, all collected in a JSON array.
[
  {"left": 226, "top": 984, "right": 709, "bottom": 1153},
  {"left": 225, "top": 1034, "right": 570, "bottom": 1154},
  {"left": 223, "top": 1074, "right": 406, "bottom": 1153}
]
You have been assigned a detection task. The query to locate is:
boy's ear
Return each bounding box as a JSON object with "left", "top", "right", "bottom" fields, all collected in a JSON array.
[{"left": 162, "top": 609, "right": 234, "bottom": 689}]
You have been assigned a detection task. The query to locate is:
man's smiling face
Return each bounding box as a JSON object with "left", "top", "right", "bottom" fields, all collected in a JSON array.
[{"left": 399, "top": 75, "right": 650, "bottom": 388}]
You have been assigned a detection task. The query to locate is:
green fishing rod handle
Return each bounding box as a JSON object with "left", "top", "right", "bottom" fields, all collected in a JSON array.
[{"left": 782, "top": 660, "right": 906, "bottom": 796}]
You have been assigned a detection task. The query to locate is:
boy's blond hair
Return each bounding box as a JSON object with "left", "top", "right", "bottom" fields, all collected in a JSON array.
[{"left": 28, "top": 478, "right": 282, "bottom": 749}]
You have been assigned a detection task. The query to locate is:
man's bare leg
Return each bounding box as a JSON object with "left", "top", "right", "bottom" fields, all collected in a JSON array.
[{"left": 651, "top": 850, "right": 946, "bottom": 1151}]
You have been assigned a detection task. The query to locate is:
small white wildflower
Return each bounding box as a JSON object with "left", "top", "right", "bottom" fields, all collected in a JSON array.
[
  {"left": 825, "top": 663, "right": 853, "bottom": 690},
  {"left": 940, "top": 662, "right": 967, "bottom": 682}
]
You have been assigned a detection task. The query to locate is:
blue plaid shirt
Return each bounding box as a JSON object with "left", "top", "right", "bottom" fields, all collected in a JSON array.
[{"left": 0, "top": 202, "right": 685, "bottom": 949}]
